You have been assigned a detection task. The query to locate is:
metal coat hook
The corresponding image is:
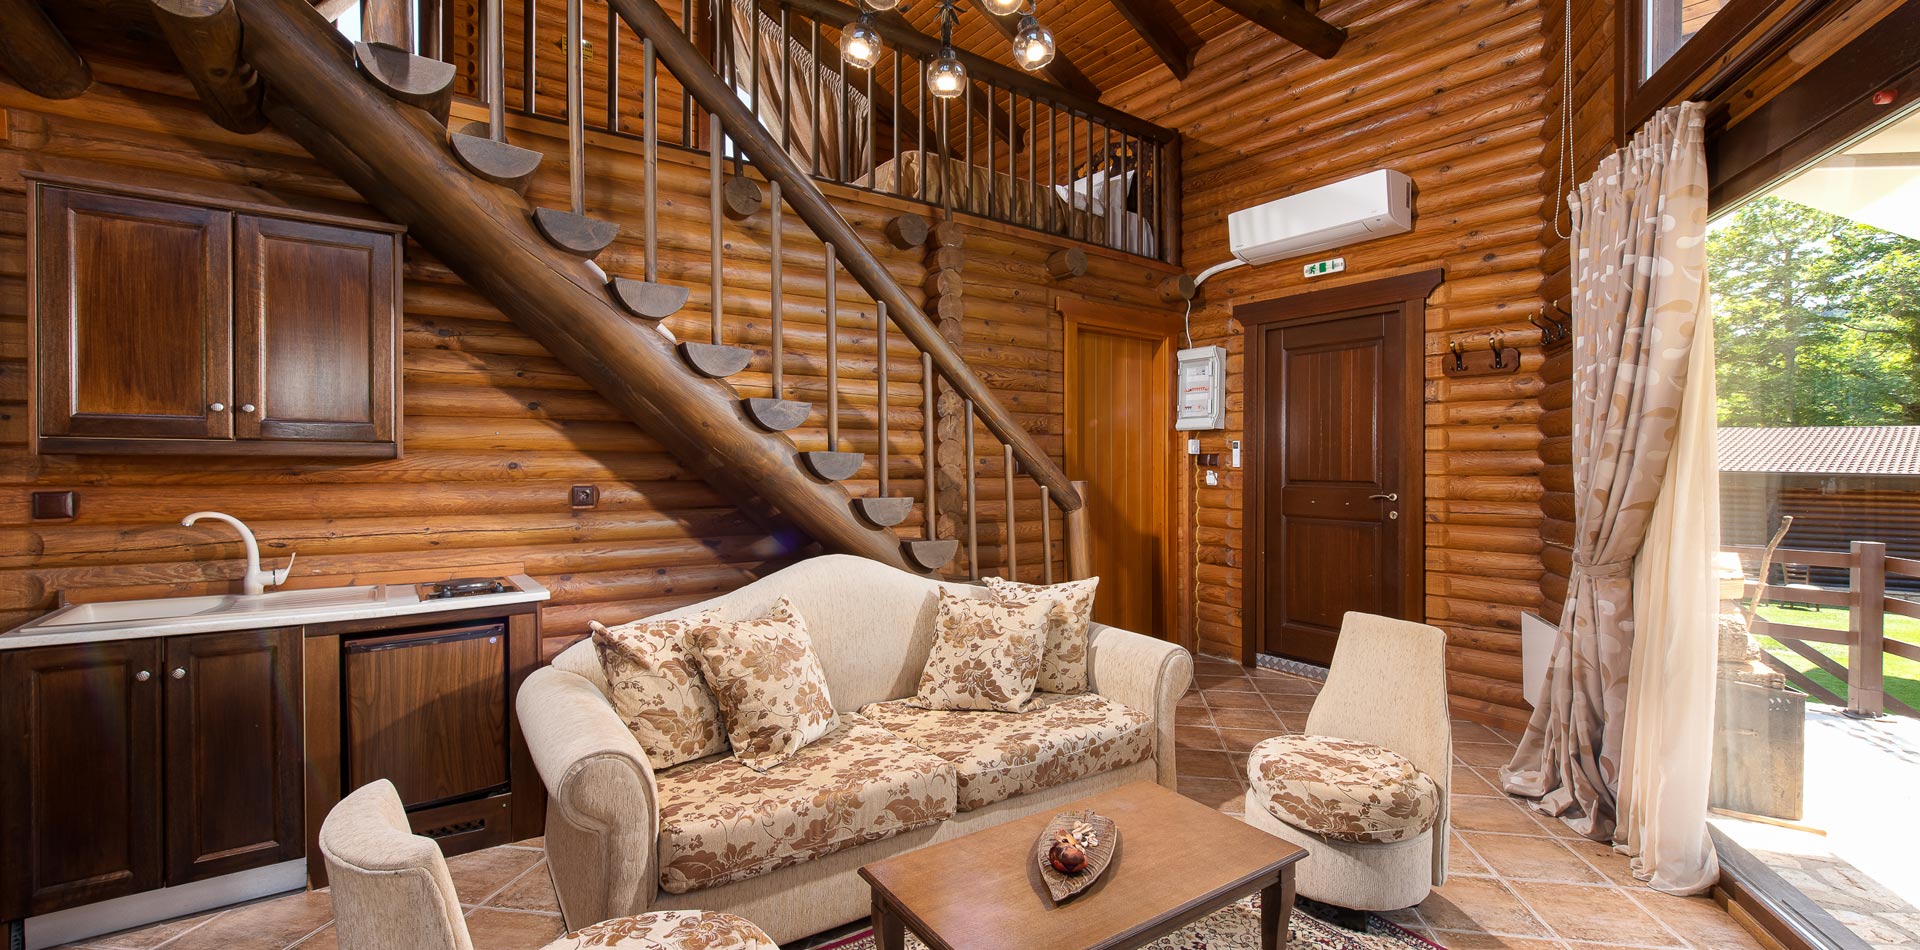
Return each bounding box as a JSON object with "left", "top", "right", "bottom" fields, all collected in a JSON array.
[
  {"left": 1489, "top": 332, "right": 1506, "bottom": 369},
  {"left": 1450, "top": 339, "right": 1465, "bottom": 372}
]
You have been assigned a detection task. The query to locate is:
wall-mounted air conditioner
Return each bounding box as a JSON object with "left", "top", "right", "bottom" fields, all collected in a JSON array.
[{"left": 1226, "top": 169, "right": 1414, "bottom": 265}]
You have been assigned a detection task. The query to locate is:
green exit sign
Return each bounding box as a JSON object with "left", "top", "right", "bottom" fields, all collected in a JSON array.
[{"left": 1304, "top": 257, "right": 1346, "bottom": 278}]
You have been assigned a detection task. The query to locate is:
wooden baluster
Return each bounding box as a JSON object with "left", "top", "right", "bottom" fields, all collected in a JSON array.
[
  {"left": 1003, "top": 443, "right": 1017, "bottom": 580},
  {"left": 864, "top": 51, "right": 874, "bottom": 182},
  {"left": 486, "top": 0, "right": 504, "bottom": 138},
  {"left": 1047, "top": 103, "right": 1056, "bottom": 235},
  {"left": 522, "top": 0, "right": 536, "bottom": 112},
  {"left": 709, "top": 111, "right": 724, "bottom": 344},
  {"left": 680, "top": 0, "right": 692, "bottom": 144},
  {"left": 890, "top": 52, "right": 900, "bottom": 196},
  {"left": 1026, "top": 94, "right": 1035, "bottom": 231},
  {"left": 644, "top": 38, "right": 660, "bottom": 281},
  {"left": 963, "top": 78, "right": 972, "bottom": 210},
  {"left": 965, "top": 399, "right": 978, "bottom": 576},
  {"left": 749, "top": 2, "right": 760, "bottom": 133},
  {"left": 780, "top": 7, "right": 791, "bottom": 156},
  {"left": 837, "top": 34, "right": 849, "bottom": 181},
  {"left": 877, "top": 301, "right": 889, "bottom": 497},
  {"left": 770, "top": 180, "right": 783, "bottom": 391},
  {"left": 422, "top": 0, "right": 443, "bottom": 60},
  {"left": 825, "top": 242, "right": 838, "bottom": 449},
  {"left": 1004, "top": 87, "right": 1013, "bottom": 220},
  {"left": 923, "top": 353, "right": 937, "bottom": 541},
  {"left": 984, "top": 83, "right": 993, "bottom": 218},
  {"left": 916, "top": 55, "right": 926, "bottom": 202},
  {"left": 1066, "top": 479, "right": 1090, "bottom": 580},
  {"left": 1042, "top": 485, "right": 1053, "bottom": 584},
  {"left": 1066, "top": 112, "right": 1075, "bottom": 239},
  {"left": 566, "top": 0, "right": 584, "bottom": 214},
  {"left": 606, "top": 4, "right": 621, "bottom": 132},
  {"left": 810, "top": 19, "right": 820, "bottom": 177}
]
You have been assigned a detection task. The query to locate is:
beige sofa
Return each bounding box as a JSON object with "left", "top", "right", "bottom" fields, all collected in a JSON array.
[{"left": 517, "top": 555, "right": 1193, "bottom": 946}]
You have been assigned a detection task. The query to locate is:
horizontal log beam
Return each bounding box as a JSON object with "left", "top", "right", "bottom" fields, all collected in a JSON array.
[
  {"left": 151, "top": 0, "right": 268, "bottom": 133},
  {"left": 1209, "top": 0, "right": 1344, "bottom": 59},
  {"left": 1104, "top": 0, "right": 1195, "bottom": 79},
  {"left": 0, "top": 0, "right": 91, "bottom": 99}
]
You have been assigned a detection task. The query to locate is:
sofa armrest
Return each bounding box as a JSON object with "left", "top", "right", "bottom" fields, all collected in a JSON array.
[
  {"left": 516, "top": 666, "right": 660, "bottom": 929},
  {"left": 1084, "top": 624, "right": 1193, "bottom": 789}
]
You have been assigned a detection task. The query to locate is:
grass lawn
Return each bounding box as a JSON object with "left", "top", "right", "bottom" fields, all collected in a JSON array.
[{"left": 1754, "top": 603, "right": 1920, "bottom": 713}]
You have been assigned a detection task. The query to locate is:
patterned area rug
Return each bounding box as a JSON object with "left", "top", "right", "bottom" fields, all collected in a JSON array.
[{"left": 812, "top": 895, "right": 1444, "bottom": 949}]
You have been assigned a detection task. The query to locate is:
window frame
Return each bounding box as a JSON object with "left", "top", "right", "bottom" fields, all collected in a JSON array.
[{"left": 1616, "top": 0, "right": 1832, "bottom": 140}]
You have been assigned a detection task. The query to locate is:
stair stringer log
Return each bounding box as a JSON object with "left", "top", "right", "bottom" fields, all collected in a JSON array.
[{"left": 234, "top": 0, "right": 913, "bottom": 572}]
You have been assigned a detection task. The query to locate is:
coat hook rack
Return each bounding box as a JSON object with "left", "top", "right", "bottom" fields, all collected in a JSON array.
[
  {"left": 1443, "top": 329, "right": 1522, "bottom": 378},
  {"left": 1530, "top": 300, "right": 1572, "bottom": 350}
]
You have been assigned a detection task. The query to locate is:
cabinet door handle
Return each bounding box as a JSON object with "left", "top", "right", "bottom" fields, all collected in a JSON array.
[
  {"left": 135, "top": 670, "right": 151, "bottom": 682},
  {"left": 171, "top": 668, "right": 186, "bottom": 680},
  {"left": 209, "top": 402, "right": 226, "bottom": 413},
  {"left": 240, "top": 404, "right": 257, "bottom": 414}
]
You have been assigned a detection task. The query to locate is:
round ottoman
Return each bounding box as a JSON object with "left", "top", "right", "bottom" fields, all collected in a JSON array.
[
  {"left": 544, "top": 911, "right": 779, "bottom": 949},
  {"left": 1243, "top": 734, "right": 1443, "bottom": 911}
]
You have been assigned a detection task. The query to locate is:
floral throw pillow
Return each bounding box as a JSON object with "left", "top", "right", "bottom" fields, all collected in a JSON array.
[
  {"left": 590, "top": 609, "right": 730, "bottom": 771},
  {"left": 689, "top": 598, "right": 839, "bottom": 771},
  {"left": 982, "top": 576, "right": 1099, "bottom": 695},
  {"left": 912, "top": 588, "right": 1051, "bottom": 713}
]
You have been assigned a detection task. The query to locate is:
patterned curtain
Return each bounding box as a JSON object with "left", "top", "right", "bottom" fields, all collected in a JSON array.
[{"left": 1502, "top": 101, "right": 1713, "bottom": 844}]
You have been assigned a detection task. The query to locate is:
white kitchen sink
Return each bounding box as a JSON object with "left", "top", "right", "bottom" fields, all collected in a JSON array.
[{"left": 39, "top": 585, "right": 389, "bottom": 627}]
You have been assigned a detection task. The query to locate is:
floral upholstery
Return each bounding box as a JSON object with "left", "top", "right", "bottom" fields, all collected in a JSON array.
[
  {"left": 544, "top": 910, "right": 778, "bottom": 949},
  {"left": 860, "top": 693, "right": 1154, "bottom": 811},
  {"left": 911, "top": 588, "right": 1050, "bottom": 712},
  {"left": 591, "top": 610, "right": 729, "bottom": 770},
  {"left": 653, "top": 714, "right": 957, "bottom": 894},
  {"left": 690, "top": 597, "right": 838, "bottom": 771},
  {"left": 982, "top": 576, "right": 1099, "bottom": 695},
  {"left": 1248, "top": 734, "right": 1440, "bottom": 844}
]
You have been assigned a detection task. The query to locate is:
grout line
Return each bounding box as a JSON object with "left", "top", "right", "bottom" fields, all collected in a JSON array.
[
  {"left": 471, "top": 858, "right": 553, "bottom": 911},
  {"left": 144, "top": 909, "right": 229, "bottom": 949},
  {"left": 285, "top": 920, "right": 336, "bottom": 948}
]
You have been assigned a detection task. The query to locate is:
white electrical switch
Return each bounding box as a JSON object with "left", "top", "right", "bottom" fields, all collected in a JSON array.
[
  {"left": 1230, "top": 440, "right": 1242, "bottom": 468},
  {"left": 1204, "top": 470, "right": 1219, "bottom": 487},
  {"left": 1187, "top": 438, "right": 1201, "bottom": 455}
]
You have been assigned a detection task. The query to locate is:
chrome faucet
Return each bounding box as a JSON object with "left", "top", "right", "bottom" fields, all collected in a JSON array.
[{"left": 180, "top": 511, "right": 294, "bottom": 596}]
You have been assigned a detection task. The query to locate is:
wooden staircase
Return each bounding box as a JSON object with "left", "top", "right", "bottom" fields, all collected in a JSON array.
[{"left": 200, "top": 0, "right": 1085, "bottom": 578}]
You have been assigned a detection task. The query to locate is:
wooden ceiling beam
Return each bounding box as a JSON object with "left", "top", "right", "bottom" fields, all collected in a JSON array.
[
  {"left": 0, "top": 0, "right": 92, "bottom": 99},
  {"left": 1211, "top": 0, "right": 1344, "bottom": 59},
  {"left": 1103, "top": 0, "right": 1197, "bottom": 79},
  {"left": 151, "top": 0, "right": 268, "bottom": 133},
  {"left": 969, "top": 2, "right": 1102, "bottom": 100}
]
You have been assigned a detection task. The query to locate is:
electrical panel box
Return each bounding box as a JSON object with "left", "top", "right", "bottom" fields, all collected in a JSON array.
[{"left": 1175, "top": 346, "right": 1227, "bottom": 431}]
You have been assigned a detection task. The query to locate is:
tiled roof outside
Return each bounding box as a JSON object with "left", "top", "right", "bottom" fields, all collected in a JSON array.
[{"left": 1717, "top": 426, "right": 1920, "bottom": 476}]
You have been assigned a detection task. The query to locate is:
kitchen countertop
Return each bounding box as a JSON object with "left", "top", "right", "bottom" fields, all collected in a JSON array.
[{"left": 0, "top": 574, "right": 550, "bottom": 651}]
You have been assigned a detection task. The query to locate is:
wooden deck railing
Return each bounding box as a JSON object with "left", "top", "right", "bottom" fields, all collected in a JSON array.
[{"left": 1727, "top": 541, "right": 1920, "bottom": 719}]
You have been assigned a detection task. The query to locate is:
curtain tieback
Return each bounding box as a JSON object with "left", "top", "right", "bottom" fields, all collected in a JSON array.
[{"left": 1573, "top": 557, "right": 1633, "bottom": 579}]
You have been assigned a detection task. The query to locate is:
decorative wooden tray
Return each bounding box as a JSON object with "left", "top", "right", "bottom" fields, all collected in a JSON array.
[{"left": 1034, "top": 810, "right": 1117, "bottom": 902}]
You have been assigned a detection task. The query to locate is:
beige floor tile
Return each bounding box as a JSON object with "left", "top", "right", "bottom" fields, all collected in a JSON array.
[
  {"left": 1417, "top": 877, "right": 1554, "bottom": 937},
  {"left": 448, "top": 845, "right": 548, "bottom": 905},
  {"left": 1449, "top": 833, "right": 1493, "bottom": 877},
  {"left": 1422, "top": 932, "right": 1570, "bottom": 949},
  {"left": 1209, "top": 707, "right": 1285, "bottom": 730},
  {"left": 488, "top": 863, "right": 563, "bottom": 914},
  {"left": 292, "top": 924, "right": 339, "bottom": 949},
  {"left": 62, "top": 908, "right": 228, "bottom": 949},
  {"left": 1177, "top": 692, "right": 1206, "bottom": 708},
  {"left": 160, "top": 891, "right": 335, "bottom": 950},
  {"left": 1465, "top": 833, "right": 1607, "bottom": 884},
  {"left": 1451, "top": 795, "right": 1551, "bottom": 837},
  {"left": 1632, "top": 892, "right": 1767, "bottom": 950},
  {"left": 1456, "top": 742, "right": 1520, "bottom": 769},
  {"left": 1251, "top": 673, "right": 1322, "bottom": 696},
  {"left": 463, "top": 908, "right": 565, "bottom": 950},
  {"left": 1194, "top": 674, "right": 1256, "bottom": 692},
  {"left": 1260, "top": 690, "right": 1319, "bottom": 712},
  {"left": 1217, "top": 727, "right": 1286, "bottom": 753},
  {"left": 1203, "top": 689, "right": 1272, "bottom": 709},
  {"left": 1175, "top": 725, "right": 1225, "bottom": 749},
  {"left": 1176, "top": 775, "right": 1243, "bottom": 811},
  {"left": 1177, "top": 749, "right": 1242, "bottom": 780},
  {"left": 1509, "top": 881, "right": 1682, "bottom": 947},
  {"left": 1454, "top": 765, "right": 1501, "bottom": 796},
  {"left": 1556, "top": 836, "right": 1648, "bottom": 888}
]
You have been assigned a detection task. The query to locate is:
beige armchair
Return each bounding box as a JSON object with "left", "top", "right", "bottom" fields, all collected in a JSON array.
[
  {"left": 318, "top": 779, "right": 778, "bottom": 950},
  {"left": 1242, "top": 612, "right": 1451, "bottom": 911}
]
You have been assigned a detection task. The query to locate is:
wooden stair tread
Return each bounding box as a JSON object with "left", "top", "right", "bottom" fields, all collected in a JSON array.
[
  {"left": 903, "top": 539, "right": 959, "bottom": 572},
  {"left": 852, "top": 496, "right": 914, "bottom": 527},
  {"left": 610, "top": 277, "right": 690, "bottom": 319},
  {"left": 680, "top": 342, "right": 753, "bottom": 378},
  {"left": 531, "top": 208, "right": 620, "bottom": 258},
  {"left": 353, "top": 41, "right": 454, "bottom": 124},
  {"left": 449, "top": 132, "right": 543, "bottom": 192},
  {"left": 743, "top": 397, "right": 811, "bottom": 431},
  {"left": 800, "top": 451, "right": 864, "bottom": 482}
]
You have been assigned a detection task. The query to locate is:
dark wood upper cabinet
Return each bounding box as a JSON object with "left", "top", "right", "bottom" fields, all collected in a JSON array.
[
  {"left": 163, "top": 629, "right": 305, "bottom": 885},
  {"left": 34, "top": 188, "right": 234, "bottom": 442},
  {"left": 30, "top": 178, "right": 404, "bottom": 458},
  {"left": 0, "top": 639, "right": 165, "bottom": 920}
]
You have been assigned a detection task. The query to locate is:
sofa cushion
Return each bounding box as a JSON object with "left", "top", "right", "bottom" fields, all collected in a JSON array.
[
  {"left": 544, "top": 911, "right": 778, "bottom": 949},
  {"left": 654, "top": 714, "right": 957, "bottom": 894},
  {"left": 590, "top": 609, "right": 729, "bottom": 771},
  {"left": 1248, "top": 734, "right": 1440, "bottom": 844},
  {"left": 860, "top": 693, "right": 1154, "bottom": 811},
  {"left": 690, "top": 597, "right": 838, "bottom": 771},
  {"left": 982, "top": 576, "right": 1099, "bottom": 695},
  {"left": 911, "top": 588, "right": 1049, "bottom": 713}
]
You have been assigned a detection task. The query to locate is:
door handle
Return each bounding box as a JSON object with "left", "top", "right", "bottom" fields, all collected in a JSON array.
[{"left": 1368, "top": 493, "right": 1398, "bottom": 501}]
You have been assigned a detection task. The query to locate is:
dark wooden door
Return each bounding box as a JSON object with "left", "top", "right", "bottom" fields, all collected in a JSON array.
[
  {"left": 35, "top": 186, "right": 233, "bottom": 440},
  {"left": 235, "top": 214, "right": 398, "bottom": 444},
  {"left": 163, "top": 629, "right": 305, "bottom": 884},
  {"left": 345, "top": 623, "right": 510, "bottom": 810},
  {"left": 1250, "top": 301, "right": 1420, "bottom": 666},
  {"left": 1065, "top": 306, "right": 1177, "bottom": 639},
  {"left": 0, "top": 640, "right": 164, "bottom": 919}
]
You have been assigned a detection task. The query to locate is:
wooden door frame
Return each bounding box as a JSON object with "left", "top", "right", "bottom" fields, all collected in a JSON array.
[
  {"left": 1236, "top": 269, "right": 1439, "bottom": 667},
  {"left": 1058, "top": 294, "right": 1192, "bottom": 651}
]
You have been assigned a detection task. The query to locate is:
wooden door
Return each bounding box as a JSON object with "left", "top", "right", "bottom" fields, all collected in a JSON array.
[
  {"left": 34, "top": 186, "right": 233, "bottom": 441},
  {"left": 0, "top": 640, "right": 164, "bottom": 919},
  {"left": 1244, "top": 273, "right": 1432, "bottom": 667},
  {"left": 235, "top": 214, "right": 398, "bottom": 444},
  {"left": 163, "top": 629, "right": 305, "bottom": 885},
  {"left": 344, "top": 623, "right": 510, "bottom": 810},
  {"left": 1065, "top": 303, "right": 1178, "bottom": 641}
]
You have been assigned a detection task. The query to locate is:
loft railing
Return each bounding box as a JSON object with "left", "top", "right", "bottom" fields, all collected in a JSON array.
[
  {"left": 409, "top": 0, "right": 1178, "bottom": 262},
  {"left": 353, "top": 0, "right": 1097, "bottom": 581}
]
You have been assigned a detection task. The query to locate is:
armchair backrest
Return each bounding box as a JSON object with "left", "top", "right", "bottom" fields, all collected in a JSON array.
[
  {"left": 318, "top": 779, "right": 473, "bottom": 950},
  {"left": 1305, "top": 612, "right": 1452, "bottom": 787}
]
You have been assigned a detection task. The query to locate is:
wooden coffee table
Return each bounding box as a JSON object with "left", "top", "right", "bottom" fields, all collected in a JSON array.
[{"left": 858, "top": 781, "right": 1306, "bottom": 950}]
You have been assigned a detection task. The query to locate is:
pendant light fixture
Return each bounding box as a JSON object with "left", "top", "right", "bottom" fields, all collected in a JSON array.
[
  {"left": 848, "top": 0, "right": 1058, "bottom": 92},
  {"left": 980, "top": 0, "right": 1024, "bottom": 16},
  {"left": 841, "top": 11, "right": 884, "bottom": 69},
  {"left": 1010, "top": 12, "right": 1055, "bottom": 70},
  {"left": 926, "top": 0, "right": 968, "bottom": 98}
]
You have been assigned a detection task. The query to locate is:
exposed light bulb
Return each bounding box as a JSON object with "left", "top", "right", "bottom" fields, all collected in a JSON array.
[
  {"left": 841, "top": 15, "right": 883, "bottom": 69},
  {"left": 1011, "top": 15, "right": 1054, "bottom": 70},
  {"left": 980, "top": 0, "right": 1023, "bottom": 15},
  {"left": 927, "top": 48, "right": 967, "bottom": 98},
  {"left": 864, "top": 0, "right": 900, "bottom": 9}
]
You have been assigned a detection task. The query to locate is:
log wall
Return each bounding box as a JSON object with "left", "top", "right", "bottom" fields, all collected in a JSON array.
[{"left": 1104, "top": 0, "right": 1561, "bottom": 727}]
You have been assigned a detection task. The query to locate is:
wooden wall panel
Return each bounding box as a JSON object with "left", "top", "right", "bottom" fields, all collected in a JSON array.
[{"left": 1104, "top": 0, "right": 1559, "bottom": 727}]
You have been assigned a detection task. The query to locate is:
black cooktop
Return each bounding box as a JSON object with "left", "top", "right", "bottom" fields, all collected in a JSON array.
[{"left": 418, "top": 577, "right": 514, "bottom": 600}]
